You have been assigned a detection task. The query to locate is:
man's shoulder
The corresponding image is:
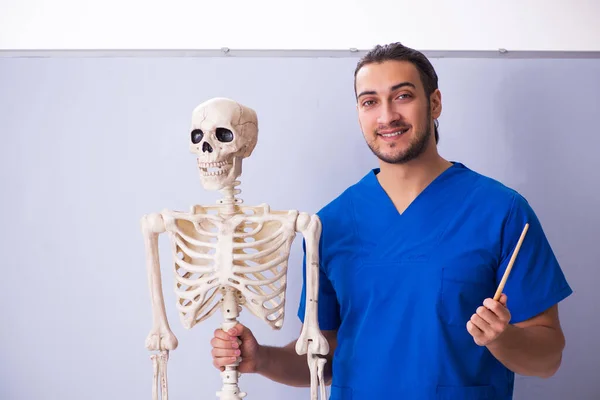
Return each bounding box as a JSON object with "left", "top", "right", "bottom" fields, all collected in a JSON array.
[
  {"left": 316, "top": 183, "right": 357, "bottom": 221},
  {"left": 459, "top": 164, "right": 525, "bottom": 209},
  {"left": 314, "top": 172, "right": 368, "bottom": 230}
]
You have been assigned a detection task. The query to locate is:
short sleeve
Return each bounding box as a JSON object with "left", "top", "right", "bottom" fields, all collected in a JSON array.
[
  {"left": 497, "top": 193, "right": 573, "bottom": 323},
  {"left": 297, "top": 238, "right": 341, "bottom": 330}
]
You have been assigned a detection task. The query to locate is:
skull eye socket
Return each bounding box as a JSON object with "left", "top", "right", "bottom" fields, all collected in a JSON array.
[
  {"left": 191, "top": 129, "right": 204, "bottom": 144},
  {"left": 216, "top": 128, "right": 234, "bottom": 143}
]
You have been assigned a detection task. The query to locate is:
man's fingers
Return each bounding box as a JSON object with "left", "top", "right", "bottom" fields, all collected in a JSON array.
[
  {"left": 214, "top": 356, "right": 239, "bottom": 366},
  {"left": 211, "top": 337, "right": 239, "bottom": 349},
  {"left": 212, "top": 347, "right": 241, "bottom": 358},
  {"left": 499, "top": 293, "right": 508, "bottom": 306},
  {"left": 467, "top": 320, "right": 482, "bottom": 334},
  {"left": 476, "top": 306, "right": 497, "bottom": 325},
  {"left": 211, "top": 326, "right": 246, "bottom": 371},
  {"left": 228, "top": 323, "right": 246, "bottom": 338},
  {"left": 466, "top": 320, "right": 484, "bottom": 343},
  {"left": 470, "top": 313, "right": 490, "bottom": 332},
  {"left": 468, "top": 296, "right": 511, "bottom": 347},
  {"left": 227, "top": 323, "right": 251, "bottom": 348},
  {"left": 483, "top": 298, "right": 511, "bottom": 322},
  {"left": 212, "top": 360, "right": 227, "bottom": 371},
  {"left": 214, "top": 328, "right": 233, "bottom": 341},
  {"left": 467, "top": 320, "right": 488, "bottom": 346}
]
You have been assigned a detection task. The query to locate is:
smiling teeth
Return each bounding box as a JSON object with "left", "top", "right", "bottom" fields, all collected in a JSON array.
[{"left": 381, "top": 129, "right": 407, "bottom": 137}]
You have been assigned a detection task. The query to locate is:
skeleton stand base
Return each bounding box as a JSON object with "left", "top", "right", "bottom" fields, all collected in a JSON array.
[{"left": 216, "top": 287, "right": 247, "bottom": 400}]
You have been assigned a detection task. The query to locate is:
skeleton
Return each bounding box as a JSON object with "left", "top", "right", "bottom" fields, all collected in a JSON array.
[{"left": 141, "top": 97, "right": 330, "bottom": 400}]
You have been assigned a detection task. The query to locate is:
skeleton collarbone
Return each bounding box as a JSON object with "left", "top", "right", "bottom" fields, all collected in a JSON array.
[{"left": 161, "top": 203, "right": 304, "bottom": 330}]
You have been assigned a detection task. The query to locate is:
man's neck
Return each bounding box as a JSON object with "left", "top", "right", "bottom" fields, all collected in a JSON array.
[{"left": 376, "top": 152, "right": 453, "bottom": 213}]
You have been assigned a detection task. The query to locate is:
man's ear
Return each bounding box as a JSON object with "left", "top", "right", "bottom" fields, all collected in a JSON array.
[{"left": 430, "top": 89, "right": 442, "bottom": 119}]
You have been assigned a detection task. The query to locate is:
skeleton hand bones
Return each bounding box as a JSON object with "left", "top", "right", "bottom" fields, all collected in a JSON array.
[{"left": 297, "top": 325, "right": 330, "bottom": 400}]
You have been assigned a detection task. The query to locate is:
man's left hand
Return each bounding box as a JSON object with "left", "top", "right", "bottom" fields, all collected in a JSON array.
[{"left": 466, "top": 293, "right": 511, "bottom": 347}]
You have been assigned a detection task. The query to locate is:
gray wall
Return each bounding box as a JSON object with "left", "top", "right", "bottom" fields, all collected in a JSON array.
[{"left": 0, "top": 55, "right": 598, "bottom": 399}]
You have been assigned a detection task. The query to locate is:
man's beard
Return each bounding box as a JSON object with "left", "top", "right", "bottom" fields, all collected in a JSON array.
[{"left": 367, "top": 114, "right": 432, "bottom": 165}]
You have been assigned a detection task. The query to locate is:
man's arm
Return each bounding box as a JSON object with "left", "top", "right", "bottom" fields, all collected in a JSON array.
[
  {"left": 211, "top": 324, "right": 337, "bottom": 387},
  {"left": 257, "top": 328, "right": 338, "bottom": 387},
  {"left": 467, "top": 295, "right": 565, "bottom": 378},
  {"left": 488, "top": 304, "right": 565, "bottom": 378}
]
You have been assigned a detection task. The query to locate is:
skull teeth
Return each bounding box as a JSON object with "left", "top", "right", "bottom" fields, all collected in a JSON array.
[
  {"left": 198, "top": 161, "right": 229, "bottom": 168},
  {"left": 202, "top": 169, "right": 228, "bottom": 176},
  {"left": 198, "top": 160, "right": 231, "bottom": 176}
]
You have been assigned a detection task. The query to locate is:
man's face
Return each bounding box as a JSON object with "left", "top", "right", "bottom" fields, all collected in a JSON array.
[{"left": 355, "top": 60, "right": 440, "bottom": 164}]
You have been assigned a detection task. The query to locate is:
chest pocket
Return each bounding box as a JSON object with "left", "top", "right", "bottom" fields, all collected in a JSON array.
[{"left": 439, "top": 263, "right": 496, "bottom": 326}]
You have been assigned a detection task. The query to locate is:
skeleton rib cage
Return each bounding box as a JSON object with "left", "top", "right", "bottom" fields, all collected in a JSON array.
[{"left": 162, "top": 204, "right": 299, "bottom": 330}]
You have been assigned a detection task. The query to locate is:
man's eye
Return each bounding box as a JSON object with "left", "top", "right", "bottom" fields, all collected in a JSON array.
[{"left": 363, "top": 100, "right": 375, "bottom": 106}]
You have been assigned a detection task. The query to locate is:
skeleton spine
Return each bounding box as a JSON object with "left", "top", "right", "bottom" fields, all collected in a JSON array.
[{"left": 218, "top": 180, "right": 243, "bottom": 217}]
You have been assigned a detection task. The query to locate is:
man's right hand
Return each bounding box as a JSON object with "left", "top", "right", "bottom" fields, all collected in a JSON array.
[{"left": 211, "top": 323, "right": 261, "bottom": 373}]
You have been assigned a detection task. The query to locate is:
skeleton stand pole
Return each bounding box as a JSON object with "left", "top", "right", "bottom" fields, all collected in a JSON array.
[{"left": 216, "top": 287, "right": 247, "bottom": 400}]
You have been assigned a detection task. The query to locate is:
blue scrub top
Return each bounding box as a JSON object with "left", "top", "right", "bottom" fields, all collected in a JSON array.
[{"left": 298, "top": 162, "right": 572, "bottom": 400}]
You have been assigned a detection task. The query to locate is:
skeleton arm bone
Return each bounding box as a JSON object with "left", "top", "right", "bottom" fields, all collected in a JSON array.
[
  {"left": 142, "top": 213, "right": 178, "bottom": 400},
  {"left": 247, "top": 213, "right": 335, "bottom": 389},
  {"left": 294, "top": 213, "right": 330, "bottom": 399},
  {"left": 141, "top": 213, "right": 178, "bottom": 352},
  {"left": 295, "top": 213, "right": 329, "bottom": 356}
]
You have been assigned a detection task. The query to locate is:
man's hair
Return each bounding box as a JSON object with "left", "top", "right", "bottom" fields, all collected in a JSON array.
[{"left": 354, "top": 42, "right": 440, "bottom": 143}]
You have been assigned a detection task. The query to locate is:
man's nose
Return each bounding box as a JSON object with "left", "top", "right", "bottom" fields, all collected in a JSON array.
[{"left": 377, "top": 102, "right": 400, "bottom": 125}]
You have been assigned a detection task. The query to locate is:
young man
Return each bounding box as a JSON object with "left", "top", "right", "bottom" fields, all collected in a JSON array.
[{"left": 210, "top": 42, "right": 572, "bottom": 399}]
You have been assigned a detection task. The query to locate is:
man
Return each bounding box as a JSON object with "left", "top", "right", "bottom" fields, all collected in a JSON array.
[{"left": 210, "top": 42, "right": 572, "bottom": 399}]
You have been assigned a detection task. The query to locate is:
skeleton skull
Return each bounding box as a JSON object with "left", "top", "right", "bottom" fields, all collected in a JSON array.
[{"left": 190, "top": 98, "right": 258, "bottom": 191}]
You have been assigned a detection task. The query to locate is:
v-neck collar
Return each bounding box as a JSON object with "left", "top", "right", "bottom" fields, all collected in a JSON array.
[
  {"left": 360, "top": 161, "right": 464, "bottom": 218},
  {"left": 350, "top": 161, "right": 466, "bottom": 259}
]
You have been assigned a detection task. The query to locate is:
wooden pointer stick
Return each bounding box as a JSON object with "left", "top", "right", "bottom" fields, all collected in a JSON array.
[{"left": 493, "top": 223, "right": 529, "bottom": 301}]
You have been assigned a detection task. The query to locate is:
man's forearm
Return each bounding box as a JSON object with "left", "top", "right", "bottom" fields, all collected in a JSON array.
[
  {"left": 487, "top": 324, "right": 565, "bottom": 378},
  {"left": 255, "top": 341, "right": 332, "bottom": 387}
]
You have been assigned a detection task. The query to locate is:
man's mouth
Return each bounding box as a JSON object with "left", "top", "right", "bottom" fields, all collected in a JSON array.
[
  {"left": 197, "top": 161, "right": 231, "bottom": 176},
  {"left": 378, "top": 128, "right": 409, "bottom": 137}
]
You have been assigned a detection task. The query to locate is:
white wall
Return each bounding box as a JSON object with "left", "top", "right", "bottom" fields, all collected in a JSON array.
[
  {"left": 0, "top": 55, "right": 599, "bottom": 400},
  {"left": 1, "top": 0, "right": 599, "bottom": 52}
]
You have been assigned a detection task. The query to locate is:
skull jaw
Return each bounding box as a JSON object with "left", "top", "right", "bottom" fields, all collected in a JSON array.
[{"left": 197, "top": 156, "right": 243, "bottom": 191}]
